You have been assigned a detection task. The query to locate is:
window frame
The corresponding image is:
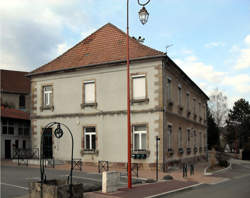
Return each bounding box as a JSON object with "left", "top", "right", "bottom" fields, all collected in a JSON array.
[
  {"left": 186, "top": 92, "right": 190, "bottom": 110},
  {"left": 132, "top": 124, "right": 148, "bottom": 151},
  {"left": 131, "top": 73, "right": 148, "bottom": 103},
  {"left": 187, "top": 128, "right": 191, "bottom": 147},
  {"left": 167, "top": 77, "right": 172, "bottom": 101},
  {"left": 178, "top": 127, "right": 182, "bottom": 148},
  {"left": 19, "top": 94, "right": 26, "bottom": 109},
  {"left": 167, "top": 124, "right": 173, "bottom": 149},
  {"left": 178, "top": 84, "right": 182, "bottom": 106},
  {"left": 41, "top": 85, "right": 54, "bottom": 111},
  {"left": 83, "top": 126, "right": 96, "bottom": 151}
]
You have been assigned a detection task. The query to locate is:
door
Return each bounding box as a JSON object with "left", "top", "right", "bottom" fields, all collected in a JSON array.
[
  {"left": 43, "top": 128, "right": 53, "bottom": 159},
  {"left": 5, "top": 140, "right": 11, "bottom": 159}
]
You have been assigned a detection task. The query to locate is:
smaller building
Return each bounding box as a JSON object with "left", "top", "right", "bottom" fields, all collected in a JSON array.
[{"left": 1, "top": 69, "right": 31, "bottom": 159}]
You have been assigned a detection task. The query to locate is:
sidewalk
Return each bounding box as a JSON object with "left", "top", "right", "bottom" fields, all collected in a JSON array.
[{"left": 85, "top": 180, "right": 199, "bottom": 198}]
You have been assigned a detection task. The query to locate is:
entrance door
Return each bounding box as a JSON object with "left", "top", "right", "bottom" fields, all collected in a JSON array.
[
  {"left": 43, "top": 128, "right": 53, "bottom": 159},
  {"left": 5, "top": 140, "right": 11, "bottom": 159}
]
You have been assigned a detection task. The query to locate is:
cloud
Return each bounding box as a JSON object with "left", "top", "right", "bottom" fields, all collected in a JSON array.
[
  {"left": 233, "top": 35, "right": 250, "bottom": 70},
  {"left": 205, "top": 42, "right": 225, "bottom": 48},
  {"left": 222, "top": 74, "right": 250, "bottom": 94},
  {"left": 0, "top": 0, "right": 92, "bottom": 71},
  {"left": 56, "top": 43, "right": 71, "bottom": 56},
  {"left": 174, "top": 56, "right": 225, "bottom": 84}
]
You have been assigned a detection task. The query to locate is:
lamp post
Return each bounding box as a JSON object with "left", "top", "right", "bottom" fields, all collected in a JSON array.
[{"left": 126, "top": 0, "right": 150, "bottom": 189}]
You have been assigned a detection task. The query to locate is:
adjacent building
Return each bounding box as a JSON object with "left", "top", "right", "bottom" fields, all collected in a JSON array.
[
  {"left": 28, "top": 23, "right": 208, "bottom": 170},
  {"left": 1, "top": 69, "right": 31, "bottom": 159}
]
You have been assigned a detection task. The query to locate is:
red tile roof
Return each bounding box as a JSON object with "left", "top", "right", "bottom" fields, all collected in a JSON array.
[
  {"left": 30, "top": 23, "right": 164, "bottom": 75},
  {"left": 1, "top": 70, "right": 30, "bottom": 94},
  {"left": 1, "top": 106, "right": 30, "bottom": 120}
]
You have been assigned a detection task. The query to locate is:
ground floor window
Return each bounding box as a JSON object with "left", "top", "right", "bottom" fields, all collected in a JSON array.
[
  {"left": 84, "top": 127, "right": 96, "bottom": 151},
  {"left": 132, "top": 125, "right": 147, "bottom": 151}
]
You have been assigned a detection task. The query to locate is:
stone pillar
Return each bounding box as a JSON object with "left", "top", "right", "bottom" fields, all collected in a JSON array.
[{"left": 102, "top": 171, "right": 120, "bottom": 193}]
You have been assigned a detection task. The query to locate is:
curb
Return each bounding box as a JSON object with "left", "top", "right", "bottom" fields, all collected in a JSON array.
[
  {"left": 144, "top": 183, "right": 204, "bottom": 198},
  {"left": 204, "top": 161, "right": 232, "bottom": 176}
]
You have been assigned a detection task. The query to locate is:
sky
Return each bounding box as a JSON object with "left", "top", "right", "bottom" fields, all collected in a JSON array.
[{"left": 1, "top": 0, "right": 250, "bottom": 108}]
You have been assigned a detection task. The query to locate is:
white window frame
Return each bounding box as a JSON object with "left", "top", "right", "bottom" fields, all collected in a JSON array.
[
  {"left": 84, "top": 127, "right": 96, "bottom": 151},
  {"left": 168, "top": 124, "right": 172, "bottom": 149},
  {"left": 43, "top": 86, "right": 52, "bottom": 107},
  {"left": 132, "top": 74, "right": 146, "bottom": 100},
  {"left": 84, "top": 80, "right": 96, "bottom": 104},
  {"left": 132, "top": 125, "right": 147, "bottom": 151},
  {"left": 178, "top": 127, "right": 182, "bottom": 148}
]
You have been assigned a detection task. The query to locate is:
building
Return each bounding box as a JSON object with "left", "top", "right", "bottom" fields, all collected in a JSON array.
[
  {"left": 28, "top": 23, "right": 208, "bottom": 170},
  {"left": 1, "top": 69, "right": 31, "bottom": 159}
]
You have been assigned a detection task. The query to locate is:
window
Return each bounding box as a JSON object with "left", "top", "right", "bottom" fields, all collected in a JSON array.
[
  {"left": 15, "top": 140, "right": 19, "bottom": 149},
  {"left": 187, "top": 129, "right": 191, "bottom": 147},
  {"left": 168, "top": 125, "right": 172, "bottom": 149},
  {"left": 132, "top": 75, "right": 146, "bottom": 100},
  {"left": 199, "top": 132, "right": 202, "bottom": 147},
  {"left": 19, "top": 95, "right": 25, "bottom": 109},
  {"left": 2, "top": 119, "right": 7, "bottom": 134},
  {"left": 186, "top": 92, "right": 190, "bottom": 110},
  {"left": 204, "top": 104, "right": 206, "bottom": 120},
  {"left": 194, "top": 130, "right": 197, "bottom": 146},
  {"left": 178, "top": 85, "right": 182, "bottom": 105},
  {"left": 43, "top": 86, "right": 52, "bottom": 107},
  {"left": 167, "top": 78, "right": 172, "bottom": 101},
  {"left": 199, "top": 102, "right": 201, "bottom": 116},
  {"left": 178, "top": 127, "right": 182, "bottom": 148},
  {"left": 83, "top": 81, "right": 95, "bottom": 104},
  {"left": 7, "top": 120, "right": 14, "bottom": 135},
  {"left": 84, "top": 127, "right": 96, "bottom": 151},
  {"left": 193, "top": 98, "right": 196, "bottom": 114},
  {"left": 133, "top": 125, "right": 147, "bottom": 151},
  {"left": 23, "top": 140, "right": 26, "bottom": 149},
  {"left": 18, "top": 122, "right": 30, "bottom": 136}
]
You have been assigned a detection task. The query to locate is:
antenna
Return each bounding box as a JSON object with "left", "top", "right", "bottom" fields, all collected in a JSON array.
[{"left": 165, "top": 44, "right": 173, "bottom": 54}]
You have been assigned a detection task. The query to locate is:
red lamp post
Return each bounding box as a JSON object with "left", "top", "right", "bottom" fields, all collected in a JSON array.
[{"left": 126, "top": 0, "right": 150, "bottom": 189}]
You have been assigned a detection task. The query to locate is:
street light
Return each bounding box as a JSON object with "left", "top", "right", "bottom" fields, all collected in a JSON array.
[{"left": 126, "top": 0, "right": 151, "bottom": 189}]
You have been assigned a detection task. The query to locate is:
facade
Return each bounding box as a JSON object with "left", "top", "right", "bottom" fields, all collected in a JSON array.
[
  {"left": 1, "top": 70, "right": 31, "bottom": 159},
  {"left": 29, "top": 23, "right": 208, "bottom": 169}
]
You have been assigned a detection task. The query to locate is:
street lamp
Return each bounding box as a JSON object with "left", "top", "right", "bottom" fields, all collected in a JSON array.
[{"left": 126, "top": 0, "right": 150, "bottom": 189}]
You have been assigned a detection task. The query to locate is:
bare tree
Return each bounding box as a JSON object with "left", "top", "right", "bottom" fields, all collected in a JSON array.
[{"left": 208, "top": 88, "right": 228, "bottom": 127}]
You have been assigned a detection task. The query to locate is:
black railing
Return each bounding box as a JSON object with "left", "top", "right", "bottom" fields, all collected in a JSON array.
[{"left": 13, "top": 148, "right": 39, "bottom": 159}]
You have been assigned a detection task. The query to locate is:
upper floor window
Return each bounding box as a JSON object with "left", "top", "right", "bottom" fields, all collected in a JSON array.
[
  {"left": 83, "top": 80, "right": 96, "bottom": 104},
  {"left": 187, "top": 129, "right": 191, "bottom": 147},
  {"left": 194, "top": 130, "right": 197, "bottom": 146},
  {"left": 132, "top": 74, "right": 146, "bottom": 100},
  {"left": 19, "top": 95, "right": 25, "bottom": 109},
  {"left": 43, "top": 86, "right": 52, "bottom": 107},
  {"left": 199, "top": 102, "right": 201, "bottom": 116},
  {"left": 133, "top": 125, "right": 147, "bottom": 151},
  {"left": 83, "top": 127, "right": 96, "bottom": 151},
  {"left": 178, "top": 127, "right": 182, "bottom": 148},
  {"left": 199, "top": 132, "right": 202, "bottom": 147},
  {"left": 193, "top": 98, "right": 196, "bottom": 114},
  {"left": 178, "top": 85, "right": 182, "bottom": 105},
  {"left": 18, "top": 122, "right": 30, "bottom": 136},
  {"left": 186, "top": 92, "right": 190, "bottom": 110},
  {"left": 168, "top": 125, "right": 172, "bottom": 149},
  {"left": 167, "top": 78, "right": 172, "bottom": 101}
]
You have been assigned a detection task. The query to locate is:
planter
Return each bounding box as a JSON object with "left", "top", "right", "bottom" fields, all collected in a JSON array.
[
  {"left": 30, "top": 179, "right": 83, "bottom": 198},
  {"left": 178, "top": 148, "right": 184, "bottom": 155},
  {"left": 186, "top": 148, "right": 191, "bottom": 154}
]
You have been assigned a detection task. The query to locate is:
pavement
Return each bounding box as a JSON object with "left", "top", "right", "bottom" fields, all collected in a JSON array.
[{"left": 1, "top": 158, "right": 248, "bottom": 198}]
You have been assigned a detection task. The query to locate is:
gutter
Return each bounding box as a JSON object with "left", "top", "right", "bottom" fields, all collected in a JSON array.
[{"left": 26, "top": 55, "right": 166, "bottom": 78}]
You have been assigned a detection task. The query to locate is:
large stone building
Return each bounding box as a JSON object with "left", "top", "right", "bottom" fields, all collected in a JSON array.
[
  {"left": 1, "top": 69, "right": 31, "bottom": 159},
  {"left": 28, "top": 23, "right": 208, "bottom": 170}
]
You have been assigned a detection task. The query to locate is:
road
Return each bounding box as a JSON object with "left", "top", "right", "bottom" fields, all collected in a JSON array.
[
  {"left": 1, "top": 165, "right": 135, "bottom": 198},
  {"left": 165, "top": 160, "right": 250, "bottom": 198}
]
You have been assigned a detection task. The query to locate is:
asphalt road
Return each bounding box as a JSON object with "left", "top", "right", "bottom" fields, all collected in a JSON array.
[
  {"left": 165, "top": 160, "right": 250, "bottom": 198},
  {"left": 1, "top": 165, "right": 137, "bottom": 198}
]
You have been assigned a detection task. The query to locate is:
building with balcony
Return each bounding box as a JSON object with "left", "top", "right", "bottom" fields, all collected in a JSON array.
[
  {"left": 1, "top": 69, "right": 31, "bottom": 159},
  {"left": 28, "top": 23, "right": 208, "bottom": 170}
]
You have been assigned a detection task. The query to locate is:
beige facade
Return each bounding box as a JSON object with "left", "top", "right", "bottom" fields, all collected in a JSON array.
[{"left": 30, "top": 58, "right": 208, "bottom": 169}]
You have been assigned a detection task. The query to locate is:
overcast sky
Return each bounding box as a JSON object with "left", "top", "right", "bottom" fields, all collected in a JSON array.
[{"left": 0, "top": 0, "right": 250, "bottom": 107}]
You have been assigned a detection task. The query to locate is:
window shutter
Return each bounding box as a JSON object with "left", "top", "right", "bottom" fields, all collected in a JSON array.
[
  {"left": 133, "top": 76, "right": 146, "bottom": 99},
  {"left": 85, "top": 82, "right": 95, "bottom": 103}
]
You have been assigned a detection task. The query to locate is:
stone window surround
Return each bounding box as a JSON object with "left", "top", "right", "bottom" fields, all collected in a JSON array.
[
  {"left": 81, "top": 125, "right": 98, "bottom": 155},
  {"left": 131, "top": 73, "right": 149, "bottom": 104},
  {"left": 81, "top": 79, "right": 97, "bottom": 108},
  {"left": 167, "top": 123, "right": 173, "bottom": 150},
  {"left": 40, "top": 84, "right": 54, "bottom": 111}
]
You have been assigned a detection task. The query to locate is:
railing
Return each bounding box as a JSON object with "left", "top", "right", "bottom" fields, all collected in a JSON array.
[{"left": 13, "top": 148, "right": 39, "bottom": 159}]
